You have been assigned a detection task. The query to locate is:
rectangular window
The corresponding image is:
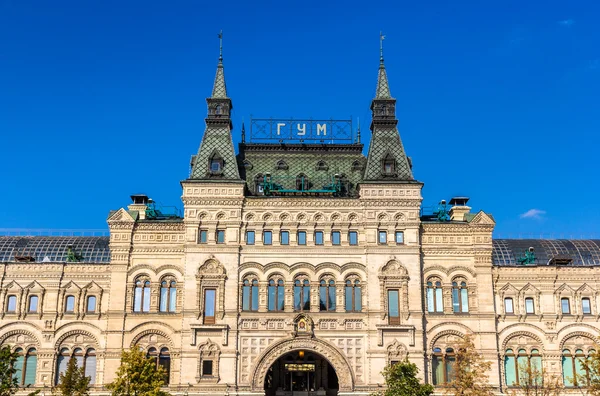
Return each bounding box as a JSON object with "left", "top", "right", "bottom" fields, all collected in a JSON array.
[
  {"left": 204, "top": 289, "right": 216, "bottom": 324},
  {"left": 263, "top": 231, "right": 272, "bottom": 245},
  {"left": 315, "top": 231, "right": 324, "bottom": 245},
  {"left": 86, "top": 296, "right": 97, "bottom": 313},
  {"left": 28, "top": 296, "right": 38, "bottom": 313},
  {"left": 561, "top": 298, "right": 571, "bottom": 314},
  {"left": 297, "top": 231, "right": 307, "bottom": 245},
  {"left": 504, "top": 297, "right": 514, "bottom": 314},
  {"left": 280, "top": 231, "right": 289, "bottom": 245},
  {"left": 582, "top": 298, "right": 592, "bottom": 314},
  {"left": 349, "top": 231, "right": 358, "bottom": 245},
  {"left": 388, "top": 289, "right": 400, "bottom": 325},
  {"left": 202, "top": 360, "right": 213, "bottom": 376},
  {"left": 199, "top": 230, "right": 208, "bottom": 244},
  {"left": 395, "top": 231, "right": 404, "bottom": 244},
  {"left": 216, "top": 230, "right": 225, "bottom": 244},
  {"left": 245, "top": 231, "right": 255, "bottom": 245},
  {"left": 331, "top": 231, "right": 341, "bottom": 245},
  {"left": 378, "top": 230, "right": 387, "bottom": 244},
  {"left": 525, "top": 297, "right": 535, "bottom": 314}
]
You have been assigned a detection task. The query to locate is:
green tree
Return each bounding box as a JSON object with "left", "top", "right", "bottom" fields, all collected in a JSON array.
[
  {"left": 106, "top": 348, "right": 168, "bottom": 396},
  {"left": 53, "top": 357, "right": 90, "bottom": 396},
  {"left": 509, "top": 360, "right": 563, "bottom": 396},
  {"left": 445, "top": 334, "right": 494, "bottom": 396},
  {"left": 579, "top": 348, "right": 600, "bottom": 395},
  {"left": 0, "top": 346, "right": 19, "bottom": 396},
  {"left": 373, "top": 360, "right": 434, "bottom": 396}
]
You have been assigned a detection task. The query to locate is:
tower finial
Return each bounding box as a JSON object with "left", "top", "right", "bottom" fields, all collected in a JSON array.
[
  {"left": 357, "top": 117, "right": 361, "bottom": 143},
  {"left": 379, "top": 31, "right": 385, "bottom": 64},
  {"left": 218, "top": 30, "right": 223, "bottom": 62},
  {"left": 241, "top": 118, "right": 246, "bottom": 143}
]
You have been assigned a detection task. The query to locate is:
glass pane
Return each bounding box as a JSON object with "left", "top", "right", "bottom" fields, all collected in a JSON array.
[
  {"left": 562, "top": 298, "right": 570, "bottom": 314},
  {"left": 505, "top": 356, "right": 516, "bottom": 386},
  {"left": 246, "top": 231, "right": 255, "bottom": 245},
  {"left": 277, "top": 286, "right": 285, "bottom": 311},
  {"left": 435, "top": 288, "right": 443, "bottom": 312},
  {"left": 281, "top": 231, "right": 289, "bottom": 245},
  {"left": 531, "top": 356, "right": 542, "bottom": 385},
  {"left": 427, "top": 288, "right": 434, "bottom": 312},
  {"left": 29, "top": 296, "right": 38, "bottom": 312},
  {"left": 294, "top": 286, "right": 302, "bottom": 310},
  {"left": 432, "top": 356, "right": 443, "bottom": 385},
  {"left": 24, "top": 352, "right": 37, "bottom": 386},
  {"left": 202, "top": 360, "right": 213, "bottom": 376},
  {"left": 160, "top": 287, "right": 168, "bottom": 312},
  {"left": 505, "top": 298, "right": 513, "bottom": 313},
  {"left": 349, "top": 231, "right": 358, "bottom": 245},
  {"left": 379, "top": 231, "right": 387, "bottom": 244},
  {"left": 526, "top": 298, "right": 534, "bottom": 313},
  {"left": 328, "top": 286, "right": 336, "bottom": 311},
  {"left": 251, "top": 286, "right": 259, "bottom": 310},
  {"left": 56, "top": 354, "right": 68, "bottom": 385},
  {"left": 298, "top": 231, "right": 306, "bottom": 245},
  {"left": 395, "top": 231, "right": 404, "bottom": 244},
  {"left": 14, "top": 354, "right": 24, "bottom": 385},
  {"left": 217, "top": 230, "right": 225, "bottom": 243},
  {"left": 143, "top": 287, "right": 150, "bottom": 312},
  {"left": 315, "top": 231, "right": 323, "bottom": 245},
  {"left": 264, "top": 231, "right": 272, "bottom": 245},
  {"left": 575, "top": 355, "right": 586, "bottom": 382},
  {"left": 134, "top": 287, "right": 142, "bottom": 312},
  {"left": 86, "top": 296, "right": 96, "bottom": 312},
  {"left": 461, "top": 288, "right": 469, "bottom": 312},
  {"left": 303, "top": 286, "right": 310, "bottom": 310},
  {"left": 85, "top": 353, "right": 96, "bottom": 384},
  {"left": 242, "top": 286, "right": 250, "bottom": 311},
  {"left": 66, "top": 296, "right": 75, "bottom": 312},
  {"left": 446, "top": 356, "right": 456, "bottom": 382},
  {"left": 452, "top": 289, "right": 460, "bottom": 312},
  {"left": 517, "top": 355, "right": 527, "bottom": 384},
  {"left": 332, "top": 232, "right": 341, "bottom": 245},
  {"left": 563, "top": 355, "right": 574, "bottom": 386},
  {"left": 583, "top": 298, "right": 591, "bottom": 314},
  {"left": 388, "top": 290, "right": 399, "bottom": 318},
  {"left": 355, "top": 287, "right": 362, "bottom": 311},
  {"left": 204, "top": 290, "right": 216, "bottom": 317},
  {"left": 199, "top": 230, "right": 207, "bottom": 243},
  {"left": 268, "top": 286, "right": 276, "bottom": 311},
  {"left": 345, "top": 287, "right": 353, "bottom": 311},
  {"left": 169, "top": 288, "right": 176, "bottom": 312},
  {"left": 319, "top": 287, "right": 327, "bottom": 311}
]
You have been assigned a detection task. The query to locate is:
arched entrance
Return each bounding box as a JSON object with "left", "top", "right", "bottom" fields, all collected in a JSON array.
[
  {"left": 264, "top": 350, "right": 339, "bottom": 396},
  {"left": 250, "top": 336, "right": 354, "bottom": 394}
]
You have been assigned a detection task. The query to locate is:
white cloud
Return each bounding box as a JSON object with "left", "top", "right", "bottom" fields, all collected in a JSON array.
[
  {"left": 558, "top": 19, "right": 575, "bottom": 27},
  {"left": 520, "top": 209, "right": 546, "bottom": 219}
]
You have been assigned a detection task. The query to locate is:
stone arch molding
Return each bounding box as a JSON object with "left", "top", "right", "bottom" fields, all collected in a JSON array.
[{"left": 250, "top": 337, "right": 355, "bottom": 391}]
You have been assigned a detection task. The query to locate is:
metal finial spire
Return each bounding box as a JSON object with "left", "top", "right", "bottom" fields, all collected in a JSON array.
[
  {"left": 357, "top": 117, "right": 361, "bottom": 143},
  {"left": 218, "top": 30, "right": 223, "bottom": 62},
  {"left": 379, "top": 31, "right": 386, "bottom": 64},
  {"left": 241, "top": 118, "right": 246, "bottom": 143}
]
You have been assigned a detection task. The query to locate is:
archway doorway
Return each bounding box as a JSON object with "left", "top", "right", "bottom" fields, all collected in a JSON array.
[{"left": 264, "top": 350, "right": 339, "bottom": 396}]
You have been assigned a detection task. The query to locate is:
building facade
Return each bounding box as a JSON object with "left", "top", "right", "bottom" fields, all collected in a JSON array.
[{"left": 1, "top": 50, "right": 600, "bottom": 396}]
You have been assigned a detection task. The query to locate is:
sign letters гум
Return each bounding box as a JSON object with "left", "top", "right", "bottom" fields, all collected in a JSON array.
[{"left": 250, "top": 118, "right": 353, "bottom": 143}]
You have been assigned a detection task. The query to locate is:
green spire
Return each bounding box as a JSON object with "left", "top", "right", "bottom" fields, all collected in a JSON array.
[
  {"left": 212, "top": 31, "right": 228, "bottom": 98},
  {"left": 375, "top": 32, "right": 392, "bottom": 99}
]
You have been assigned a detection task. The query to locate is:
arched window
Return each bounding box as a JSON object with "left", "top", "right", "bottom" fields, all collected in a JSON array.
[
  {"left": 504, "top": 349, "right": 517, "bottom": 386},
  {"left": 6, "top": 295, "right": 17, "bottom": 313},
  {"left": 345, "top": 279, "right": 362, "bottom": 312},
  {"left": 504, "top": 297, "right": 514, "bottom": 314},
  {"left": 382, "top": 153, "right": 395, "bottom": 175},
  {"left": 296, "top": 174, "right": 309, "bottom": 191},
  {"left": 316, "top": 160, "right": 328, "bottom": 171},
  {"left": 452, "top": 280, "right": 469, "bottom": 313},
  {"left": 254, "top": 174, "right": 264, "bottom": 194},
  {"left": 432, "top": 347, "right": 456, "bottom": 385},
  {"left": 134, "top": 278, "right": 151, "bottom": 313},
  {"left": 563, "top": 348, "right": 592, "bottom": 386},
  {"left": 85, "top": 349, "right": 96, "bottom": 384},
  {"left": 159, "top": 348, "right": 170, "bottom": 384},
  {"left": 241, "top": 278, "right": 259, "bottom": 312},
  {"left": 14, "top": 348, "right": 37, "bottom": 386},
  {"left": 28, "top": 296, "right": 39, "bottom": 313},
  {"left": 319, "top": 278, "right": 336, "bottom": 312},
  {"left": 55, "top": 348, "right": 70, "bottom": 384},
  {"left": 65, "top": 295, "right": 75, "bottom": 313},
  {"left": 268, "top": 278, "right": 285, "bottom": 312},
  {"left": 73, "top": 348, "right": 84, "bottom": 369},
  {"left": 160, "top": 278, "right": 177, "bottom": 313},
  {"left": 293, "top": 277, "right": 310, "bottom": 311},
  {"left": 426, "top": 278, "right": 443, "bottom": 313},
  {"left": 276, "top": 160, "right": 288, "bottom": 170},
  {"left": 525, "top": 297, "right": 535, "bottom": 314},
  {"left": 582, "top": 297, "right": 592, "bottom": 314},
  {"left": 86, "top": 296, "right": 96, "bottom": 313},
  {"left": 561, "top": 297, "right": 571, "bottom": 314}
]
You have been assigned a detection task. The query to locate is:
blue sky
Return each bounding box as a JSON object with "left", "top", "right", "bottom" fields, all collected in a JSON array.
[{"left": 0, "top": 0, "right": 598, "bottom": 238}]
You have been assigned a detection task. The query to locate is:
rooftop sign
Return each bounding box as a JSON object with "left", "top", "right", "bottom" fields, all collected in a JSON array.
[{"left": 249, "top": 118, "right": 354, "bottom": 143}]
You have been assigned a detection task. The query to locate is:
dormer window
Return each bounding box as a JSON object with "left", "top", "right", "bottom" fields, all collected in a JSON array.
[
  {"left": 215, "top": 105, "right": 222, "bottom": 115},
  {"left": 382, "top": 154, "right": 396, "bottom": 175},
  {"left": 316, "top": 161, "right": 328, "bottom": 171},
  {"left": 209, "top": 152, "right": 224, "bottom": 175},
  {"left": 276, "top": 160, "right": 288, "bottom": 170},
  {"left": 351, "top": 160, "right": 363, "bottom": 171}
]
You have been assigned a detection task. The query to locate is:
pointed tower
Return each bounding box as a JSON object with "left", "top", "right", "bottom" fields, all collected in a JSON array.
[
  {"left": 363, "top": 36, "right": 413, "bottom": 182},
  {"left": 189, "top": 35, "right": 240, "bottom": 181}
]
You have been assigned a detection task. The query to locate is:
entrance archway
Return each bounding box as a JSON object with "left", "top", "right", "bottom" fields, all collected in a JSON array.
[
  {"left": 264, "top": 350, "right": 338, "bottom": 395},
  {"left": 251, "top": 337, "right": 354, "bottom": 393}
]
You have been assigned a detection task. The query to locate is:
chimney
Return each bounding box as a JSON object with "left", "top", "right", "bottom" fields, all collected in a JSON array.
[
  {"left": 128, "top": 194, "right": 149, "bottom": 220},
  {"left": 449, "top": 197, "right": 471, "bottom": 221}
]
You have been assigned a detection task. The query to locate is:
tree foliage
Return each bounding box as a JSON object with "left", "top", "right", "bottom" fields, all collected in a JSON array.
[
  {"left": 373, "top": 360, "right": 434, "bottom": 396},
  {"left": 53, "top": 357, "right": 90, "bottom": 396},
  {"left": 444, "top": 334, "right": 494, "bottom": 396},
  {"left": 0, "top": 346, "right": 19, "bottom": 396},
  {"left": 508, "top": 360, "right": 563, "bottom": 396},
  {"left": 106, "top": 348, "right": 169, "bottom": 396},
  {"left": 579, "top": 348, "right": 600, "bottom": 395}
]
